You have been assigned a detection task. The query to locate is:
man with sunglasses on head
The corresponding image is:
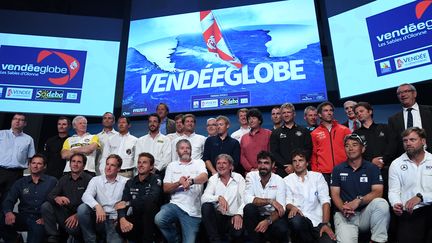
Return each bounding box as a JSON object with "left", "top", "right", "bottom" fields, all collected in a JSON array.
[{"left": 330, "top": 134, "right": 390, "bottom": 243}]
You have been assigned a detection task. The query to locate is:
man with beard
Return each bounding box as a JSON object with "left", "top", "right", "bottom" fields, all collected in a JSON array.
[
  {"left": 155, "top": 139, "right": 208, "bottom": 243},
  {"left": 285, "top": 149, "right": 335, "bottom": 243},
  {"left": 115, "top": 152, "right": 162, "bottom": 243},
  {"left": 172, "top": 114, "right": 206, "bottom": 161},
  {"left": 243, "top": 151, "right": 288, "bottom": 243},
  {"left": 203, "top": 116, "right": 240, "bottom": 176},
  {"left": 43, "top": 116, "right": 71, "bottom": 179},
  {"left": 330, "top": 134, "right": 389, "bottom": 243},
  {"left": 0, "top": 154, "right": 57, "bottom": 243},
  {"left": 201, "top": 154, "right": 245, "bottom": 243},
  {"left": 101, "top": 116, "right": 137, "bottom": 178},
  {"left": 389, "top": 127, "right": 432, "bottom": 242},
  {"left": 136, "top": 113, "right": 172, "bottom": 175},
  {"left": 311, "top": 101, "right": 351, "bottom": 184},
  {"left": 41, "top": 153, "right": 92, "bottom": 242}
]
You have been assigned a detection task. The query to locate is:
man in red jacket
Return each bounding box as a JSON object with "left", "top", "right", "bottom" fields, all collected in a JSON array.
[{"left": 311, "top": 101, "right": 351, "bottom": 185}]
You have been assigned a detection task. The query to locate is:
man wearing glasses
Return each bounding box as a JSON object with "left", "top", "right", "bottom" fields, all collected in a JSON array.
[{"left": 388, "top": 83, "right": 432, "bottom": 157}]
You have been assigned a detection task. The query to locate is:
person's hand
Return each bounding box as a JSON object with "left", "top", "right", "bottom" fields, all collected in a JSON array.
[
  {"left": 119, "top": 217, "right": 133, "bottom": 233},
  {"left": 217, "top": 196, "right": 229, "bottom": 214},
  {"left": 405, "top": 196, "right": 421, "bottom": 214},
  {"left": 54, "top": 196, "right": 71, "bottom": 206},
  {"left": 179, "top": 176, "right": 190, "bottom": 190},
  {"left": 5, "top": 212, "right": 15, "bottom": 225},
  {"left": 393, "top": 203, "right": 403, "bottom": 216},
  {"left": 371, "top": 157, "right": 384, "bottom": 169},
  {"left": 95, "top": 205, "right": 106, "bottom": 223},
  {"left": 115, "top": 201, "right": 127, "bottom": 210},
  {"left": 255, "top": 219, "right": 270, "bottom": 233},
  {"left": 288, "top": 206, "right": 303, "bottom": 218},
  {"left": 284, "top": 164, "right": 294, "bottom": 174},
  {"left": 64, "top": 214, "right": 79, "bottom": 229},
  {"left": 270, "top": 200, "right": 285, "bottom": 217},
  {"left": 231, "top": 215, "right": 243, "bottom": 230},
  {"left": 320, "top": 224, "right": 336, "bottom": 241},
  {"left": 342, "top": 199, "right": 360, "bottom": 218},
  {"left": 35, "top": 218, "right": 44, "bottom": 225}
]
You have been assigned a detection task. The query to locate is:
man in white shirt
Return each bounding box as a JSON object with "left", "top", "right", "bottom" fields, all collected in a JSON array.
[
  {"left": 389, "top": 127, "right": 432, "bottom": 242},
  {"left": 61, "top": 116, "right": 100, "bottom": 176},
  {"left": 136, "top": 113, "right": 172, "bottom": 174},
  {"left": 231, "top": 108, "right": 250, "bottom": 142},
  {"left": 243, "top": 151, "right": 288, "bottom": 243},
  {"left": 96, "top": 112, "right": 118, "bottom": 175},
  {"left": 101, "top": 116, "right": 137, "bottom": 178},
  {"left": 77, "top": 154, "right": 128, "bottom": 243},
  {"left": 201, "top": 154, "right": 245, "bottom": 242},
  {"left": 155, "top": 139, "right": 208, "bottom": 243},
  {"left": 284, "top": 149, "right": 335, "bottom": 243},
  {"left": 172, "top": 114, "right": 206, "bottom": 161}
]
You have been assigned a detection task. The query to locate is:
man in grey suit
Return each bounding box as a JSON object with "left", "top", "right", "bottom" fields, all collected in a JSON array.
[
  {"left": 157, "top": 103, "right": 176, "bottom": 135},
  {"left": 388, "top": 83, "right": 432, "bottom": 157}
]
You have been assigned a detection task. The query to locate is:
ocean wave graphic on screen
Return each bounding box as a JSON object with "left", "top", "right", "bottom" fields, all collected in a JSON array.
[
  {"left": 37, "top": 50, "right": 80, "bottom": 85},
  {"left": 416, "top": 0, "right": 432, "bottom": 19},
  {"left": 200, "top": 10, "right": 242, "bottom": 69}
]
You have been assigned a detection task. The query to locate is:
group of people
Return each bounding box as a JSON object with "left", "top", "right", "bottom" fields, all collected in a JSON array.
[{"left": 0, "top": 83, "right": 431, "bottom": 243}]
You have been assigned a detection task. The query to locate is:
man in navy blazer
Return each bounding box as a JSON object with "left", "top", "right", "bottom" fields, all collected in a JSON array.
[{"left": 388, "top": 83, "right": 432, "bottom": 157}]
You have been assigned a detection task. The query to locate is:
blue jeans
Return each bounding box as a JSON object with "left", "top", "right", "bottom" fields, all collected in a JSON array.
[
  {"left": 76, "top": 203, "right": 122, "bottom": 243},
  {"left": 154, "top": 203, "right": 201, "bottom": 243},
  {"left": 0, "top": 212, "right": 45, "bottom": 243}
]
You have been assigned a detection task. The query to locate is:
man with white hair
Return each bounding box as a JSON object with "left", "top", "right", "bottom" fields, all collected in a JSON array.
[{"left": 61, "top": 116, "right": 100, "bottom": 176}]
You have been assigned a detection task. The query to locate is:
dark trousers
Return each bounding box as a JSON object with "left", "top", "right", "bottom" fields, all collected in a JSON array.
[
  {"left": 117, "top": 198, "right": 159, "bottom": 243},
  {"left": 396, "top": 205, "right": 432, "bottom": 243},
  {"left": 243, "top": 203, "right": 289, "bottom": 243},
  {"left": 0, "top": 212, "right": 45, "bottom": 243},
  {"left": 201, "top": 202, "right": 243, "bottom": 243},
  {"left": 0, "top": 168, "right": 23, "bottom": 204},
  {"left": 41, "top": 201, "right": 82, "bottom": 242},
  {"left": 288, "top": 215, "right": 335, "bottom": 243}
]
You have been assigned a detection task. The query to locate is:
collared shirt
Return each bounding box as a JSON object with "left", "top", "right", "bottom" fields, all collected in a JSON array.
[
  {"left": 172, "top": 133, "right": 206, "bottom": 161},
  {"left": 63, "top": 133, "right": 100, "bottom": 173},
  {"left": 136, "top": 132, "right": 172, "bottom": 171},
  {"left": 202, "top": 135, "right": 240, "bottom": 169},
  {"left": 43, "top": 134, "right": 69, "bottom": 179},
  {"left": 166, "top": 132, "right": 182, "bottom": 141},
  {"left": 331, "top": 160, "right": 382, "bottom": 211},
  {"left": 346, "top": 119, "right": 361, "bottom": 132},
  {"left": 0, "top": 129, "right": 35, "bottom": 169},
  {"left": 201, "top": 172, "right": 245, "bottom": 216},
  {"left": 389, "top": 151, "right": 432, "bottom": 210},
  {"left": 97, "top": 129, "right": 118, "bottom": 173},
  {"left": 284, "top": 171, "right": 330, "bottom": 227},
  {"left": 81, "top": 175, "right": 128, "bottom": 219},
  {"left": 231, "top": 127, "right": 250, "bottom": 142},
  {"left": 102, "top": 132, "right": 137, "bottom": 171},
  {"left": 160, "top": 118, "right": 168, "bottom": 135},
  {"left": 2, "top": 174, "right": 57, "bottom": 216},
  {"left": 47, "top": 172, "right": 92, "bottom": 213},
  {"left": 403, "top": 103, "right": 422, "bottom": 129},
  {"left": 240, "top": 128, "right": 271, "bottom": 172},
  {"left": 245, "top": 171, "right": 286, "bottom": 216},
  {"left": 118, "top": 173, "right": 162, "bottom": 219},
  {"left": 356, "top": 123, "right": 393, "bottom": 165},
  {"left": 164, "top": 159, "right": 207, "bottom": 217},
  {"left": 270, "top": 124, "right": 312, "bottom": 177}
]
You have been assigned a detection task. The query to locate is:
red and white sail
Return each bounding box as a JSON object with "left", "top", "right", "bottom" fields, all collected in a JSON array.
[{"left": 200, "top": 10, "right": 242, "bottom": 69}]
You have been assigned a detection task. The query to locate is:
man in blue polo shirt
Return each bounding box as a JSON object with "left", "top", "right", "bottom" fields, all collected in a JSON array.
[{"left": 330, "top": 134, "right": 390, "bottom": 243}]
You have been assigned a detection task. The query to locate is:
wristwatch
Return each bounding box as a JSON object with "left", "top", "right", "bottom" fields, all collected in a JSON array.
[
  {"left": 356, "top": 195, "right": 364, "bottom": 203},
  {"left": 416, "top": 193, "right": 424, "bottom": 202},
  {"left": 189, "top": 178, "right": 195, "bottom": 185}
]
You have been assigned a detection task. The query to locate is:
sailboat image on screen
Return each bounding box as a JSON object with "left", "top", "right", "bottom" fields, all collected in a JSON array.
[{"left": 200, "top": 10, "right": 242, "bottom": 69}]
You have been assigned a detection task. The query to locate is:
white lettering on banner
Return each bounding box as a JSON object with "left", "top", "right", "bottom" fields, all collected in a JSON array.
[{"left": 141, "top": 61, "right": 306, "bottom": 93}]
